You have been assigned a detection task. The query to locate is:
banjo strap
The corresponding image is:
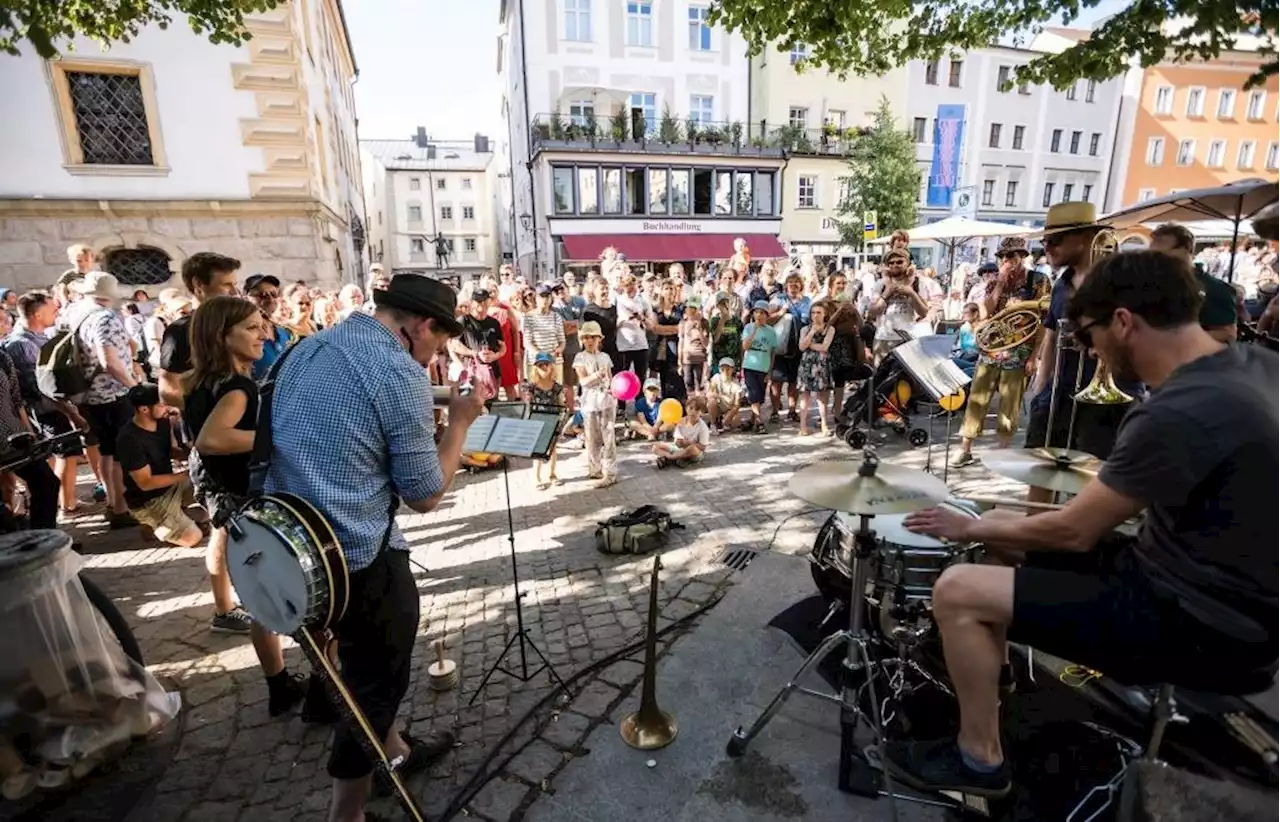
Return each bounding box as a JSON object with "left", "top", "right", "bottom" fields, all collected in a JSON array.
[{"left": 247, "top": 337, "right": 401, "bottom": 557}]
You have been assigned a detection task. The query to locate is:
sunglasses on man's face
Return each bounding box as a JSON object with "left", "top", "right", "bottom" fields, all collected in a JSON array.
[{"left": 1073, "top": 312, "right": 1114, "bottom": 349}]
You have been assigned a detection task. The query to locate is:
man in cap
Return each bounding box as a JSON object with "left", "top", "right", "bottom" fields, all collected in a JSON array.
[
  {"left": 66, "top": 271, "right": 139, "bottom": 528},
  {"left": 868, "top": 247, "right": 929, "bottom": 362},
  {"left": 953, "top": 237, "right": 1049, "bottom": 467},
  {"left": 266, "top": 274, "right": 485, "bottom": 822},
  {"left": 243, "top": 274, "right": 298, "bottom": 379}
]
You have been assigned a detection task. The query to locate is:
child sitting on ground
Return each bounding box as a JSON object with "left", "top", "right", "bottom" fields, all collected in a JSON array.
[
  {"left": 653, "top": 397, "right": 711, "bottom": 469},
  {"left": 522, "top": 351, "right": 562, "bottom": 490},
  {"left": 629, "top": 378, "right": 671, "bottom": 440},
  {"left": 706, "top": 357, "right": 743, "bottom": 433}
]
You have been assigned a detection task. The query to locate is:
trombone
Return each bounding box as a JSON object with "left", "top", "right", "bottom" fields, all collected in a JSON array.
[{"left": 1042, "top": 229, "right": 1133, "bottom": 451}]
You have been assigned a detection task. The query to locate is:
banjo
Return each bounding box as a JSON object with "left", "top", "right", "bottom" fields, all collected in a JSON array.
[{"left": 221, "top": 347, "right": 430, "bottom": 822}]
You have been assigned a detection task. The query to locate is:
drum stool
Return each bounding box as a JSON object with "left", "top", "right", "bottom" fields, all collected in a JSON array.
[{"left": 1071, "top": 662, "right": 1278, "bottom": 822}]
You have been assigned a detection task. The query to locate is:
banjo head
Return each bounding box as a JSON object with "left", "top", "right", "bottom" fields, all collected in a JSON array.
[{"left": 226, "top": 496, "right": 346, "bottom": 636}]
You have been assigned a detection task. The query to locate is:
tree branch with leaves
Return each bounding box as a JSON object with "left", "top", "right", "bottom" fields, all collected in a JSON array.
[
  {"left": 835, "top": 97, "right": 921, "bottom": 250},
  {"left": 708, "top": 0, "right": 1277, "bottom": 89},
  {"left": 1, "top": 0, "right": 281, "bottom": 58}
]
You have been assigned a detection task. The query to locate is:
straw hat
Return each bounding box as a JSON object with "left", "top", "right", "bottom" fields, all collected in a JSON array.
[
  {"left": 1036, "top": 202, "right": 1106, "bottom": 237},
  {"left": 578, "top": 320, "right": 603, "bottom": 339}
]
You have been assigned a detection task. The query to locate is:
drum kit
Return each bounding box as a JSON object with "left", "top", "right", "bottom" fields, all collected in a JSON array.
[{"left": 725, "top": 444, "right": 1116, "bottom": 819}]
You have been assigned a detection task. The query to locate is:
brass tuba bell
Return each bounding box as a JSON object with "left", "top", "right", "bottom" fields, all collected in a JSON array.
[
  {"left": 620, "top": 557, "right": 677, "bottom": 750},
  {"left": 1073, "top": 227, "right": 1133, "bottom": 405}
]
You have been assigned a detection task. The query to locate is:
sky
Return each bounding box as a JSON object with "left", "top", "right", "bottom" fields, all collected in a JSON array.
[
  {"left": 342, "top": 0, "right": 1130, "bottom": 146},
  {"left": 343, "top": 0, "right": 504, "bottom": 143}
]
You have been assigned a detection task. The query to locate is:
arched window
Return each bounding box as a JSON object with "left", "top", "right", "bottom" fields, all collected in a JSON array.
[{"left": 104, "top": 247, "right": 173, "bottom": 286}]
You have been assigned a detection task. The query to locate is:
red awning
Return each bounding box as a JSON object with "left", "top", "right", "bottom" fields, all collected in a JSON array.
[{"left": 560, "top": 233, "right": 788, "bottom": 262}]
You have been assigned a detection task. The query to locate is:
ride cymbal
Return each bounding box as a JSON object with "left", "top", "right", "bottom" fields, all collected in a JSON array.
[
  {"left": 981, "top": 447, "right": 1103, "bottom": 495},
  {"left": 789, "top": 459, "right": 949, "bottom": 515}
]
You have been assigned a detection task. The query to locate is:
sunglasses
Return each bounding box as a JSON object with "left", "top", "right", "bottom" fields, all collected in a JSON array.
[{"left": 1073, "top": 312, "right": 1114, "bottom": 349}]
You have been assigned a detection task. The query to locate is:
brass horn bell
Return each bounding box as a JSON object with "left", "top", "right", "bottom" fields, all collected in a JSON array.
[
  {"left": 620, "top": 557, "right": 678, "bottom": 750},
  {"left": 1074, "top": 361, "right": 1133, "bottom": 405}
]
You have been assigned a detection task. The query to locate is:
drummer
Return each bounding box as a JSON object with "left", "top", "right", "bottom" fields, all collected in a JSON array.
[{"left": 885, "top": 250, "right": 1278, "bottom": 799}]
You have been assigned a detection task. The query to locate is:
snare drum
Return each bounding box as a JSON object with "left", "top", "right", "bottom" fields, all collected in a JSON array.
[{"left": 871, "top": 501, "right": 981, "bottom": 608}]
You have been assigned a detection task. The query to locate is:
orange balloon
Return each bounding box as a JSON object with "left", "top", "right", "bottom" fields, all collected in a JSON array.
[{"left": 658, "top": 398, "right": 684, "bottom": 425}]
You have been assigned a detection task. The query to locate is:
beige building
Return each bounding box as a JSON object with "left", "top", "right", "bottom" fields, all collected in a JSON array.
[
  {"left": 750, "top": 45, "right": 909, "bottom": 264},
  {"left": 0, "top": 1, "right": 365, "bottom": 293}
]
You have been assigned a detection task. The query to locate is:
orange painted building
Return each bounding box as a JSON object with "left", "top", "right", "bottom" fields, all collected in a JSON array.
[{"left": 1108, "top": 51, "right": 1278, "bottom": 210}]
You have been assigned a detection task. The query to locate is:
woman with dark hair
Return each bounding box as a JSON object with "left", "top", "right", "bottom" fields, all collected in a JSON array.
[{"left": 183, "top": 295, "right": 332, "bottom": 721}]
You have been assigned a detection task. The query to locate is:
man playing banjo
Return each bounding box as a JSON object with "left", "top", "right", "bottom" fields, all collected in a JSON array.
[
  {"left": 886, "top": 250, "right": 1278, "bottom": 799},
  {"left": 266, "top": 274, "right": 486, "bottom": 822}
]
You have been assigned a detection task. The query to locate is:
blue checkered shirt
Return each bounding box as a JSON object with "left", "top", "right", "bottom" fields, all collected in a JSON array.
[{"left": 265, "top": 312, "right": 442, "bottom": 571}]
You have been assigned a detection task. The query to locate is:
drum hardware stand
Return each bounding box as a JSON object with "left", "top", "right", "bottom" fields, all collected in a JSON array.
[
  {"left": 725, "top": 505, "right": 904, "bottom": 821},
  {"left": 469, "top": 457, "right": 567, "bottom": 704}
]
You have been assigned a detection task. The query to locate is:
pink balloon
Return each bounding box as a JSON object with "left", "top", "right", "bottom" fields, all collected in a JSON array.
[{"left": 611, "top": 371, "right": 640, "bottom": 401}]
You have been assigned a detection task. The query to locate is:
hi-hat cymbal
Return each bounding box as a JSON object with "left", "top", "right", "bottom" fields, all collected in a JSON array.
[
  {"left": 981, "top": 447, "right": 1104, "bottom": 495},
  {"left": 790, "top": 459, "right": 950, "bottom": 515}
]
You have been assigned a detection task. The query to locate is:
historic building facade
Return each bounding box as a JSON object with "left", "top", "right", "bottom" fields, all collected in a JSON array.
[{"left": 0, "top": 1, "right": 365, "bottom": 293}]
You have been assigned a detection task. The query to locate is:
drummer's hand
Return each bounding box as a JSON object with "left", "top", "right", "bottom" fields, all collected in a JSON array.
[{"left": 904, "top": 506, "right": 975, "bottom": 542}]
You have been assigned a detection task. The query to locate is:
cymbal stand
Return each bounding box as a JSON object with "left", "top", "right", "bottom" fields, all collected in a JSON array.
[{"left": 725, "top": 511, "right": 903, "bottom": 821}]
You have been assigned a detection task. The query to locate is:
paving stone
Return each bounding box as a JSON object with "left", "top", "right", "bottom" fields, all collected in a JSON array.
[
  {"left": 505, "top": 739, "right": 566, "bottom": 785},
  {"left": 469, "top": 776, "right": 529, "bottom": 819},
  {"left": 541, "top": 710, "right": 593, "bottom": 750},
  {"left": 568, "top": 681, "right": 621, "bottom": 718}
]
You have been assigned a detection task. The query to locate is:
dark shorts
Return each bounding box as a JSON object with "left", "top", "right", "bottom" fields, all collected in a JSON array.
[
  {"left": 35, "top": 410, "right": 85, "bottom": 457},
  {"left": 770, "top": 354, "right": 799, "bottom": 385},
  {"left": 1023, "top": 399, "right": 1133, "bottom": 459},
  {"left": 80, "top": 397, "right": 131, "bottom": 457},
  {"left": 329, "top": 549, "right": 419, "bottom": 780},
  {"left": 743, "top": 369, "right": 768, "bottom": 404},
  {"left": 1010, "top": 543, "right": 1272, "bottom": 686}
]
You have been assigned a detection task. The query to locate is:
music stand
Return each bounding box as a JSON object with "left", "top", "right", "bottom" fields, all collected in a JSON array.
[{"left": 465, "top": 407, "right": 570, "bottom": 704}]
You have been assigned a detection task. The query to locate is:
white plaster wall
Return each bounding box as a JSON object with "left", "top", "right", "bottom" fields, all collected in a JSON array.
[{"left": 0, "top": 25, "right": 261, "bottom": 199}]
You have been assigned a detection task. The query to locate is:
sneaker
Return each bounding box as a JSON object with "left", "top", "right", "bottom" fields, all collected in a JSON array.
[
  {"left": 267, "top": 672, "right": 307, "bottom": 717},
  {"left": 211, "top": 606, "right": 253, "bottom": 635},
  {"left": 108, "top": 512, "right": 138, "bottom": 530},
  {"left": 883, "top": 738, "right": 1012, "bottom": 799},
  {"left": 655, "top": 457, "right": 669, "bottom": 470},
  {"left": 769, "top": 410, "right": 781, "bottom": 424},
  {"left": 952, "top": 452, "right": 979, "bottom": 468}
]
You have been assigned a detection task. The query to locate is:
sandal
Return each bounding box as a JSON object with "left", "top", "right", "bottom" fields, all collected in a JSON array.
[
  {"left": 587, "top": 471, "right": 604, "bottom": 480},
  {"left": 754, "top": 422, "right": 768, "bottom": 435},
  {"left": 655, "top": 457, "right": 669, "bottom": 470},
  {"left": 799, "top": 429, "right": 812, "bottom": 437},
  {"left": 536, "top": 481, "right": 551, "bottom": 491},
  {"left": 549, "top": 475, "right": 562, "bottom": 486},
  {"left": 372, "top": 729, "right": 456, "bottom": 797},
  {"left": 595, "top": 476, "right": 618, "bottom": 489}
]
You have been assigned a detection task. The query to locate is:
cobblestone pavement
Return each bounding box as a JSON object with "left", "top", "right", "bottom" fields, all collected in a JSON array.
[{"left": 66, "top": 414, "right": 1024, "bottom": 822}]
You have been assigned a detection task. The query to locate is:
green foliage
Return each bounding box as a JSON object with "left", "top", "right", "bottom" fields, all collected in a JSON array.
[
  {"left": 835, "top": 97, "right": 921, "bottom": 249},
  {"left": 659, "top": 106, "right": 682, "bottom": 143},
  {"left": 708, "top": 0, "right": 1277, "bottom": 89},
  {"left": 1, "top": 0, "right": 282, "bottom": 57},
  {"left": 684, "top": 114, "right": 700, "bottom": 143},
  {"left": 610, "top": 110, "right": 630, "bottom": 142}
]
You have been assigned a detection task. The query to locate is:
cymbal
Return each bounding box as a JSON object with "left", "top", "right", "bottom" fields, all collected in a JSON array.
[
  {"left": 790, "top": 459, "right": 950, "bottom": 515},
  {"left": 981, "top": 447, "right": 1104, "bottom": 495}
]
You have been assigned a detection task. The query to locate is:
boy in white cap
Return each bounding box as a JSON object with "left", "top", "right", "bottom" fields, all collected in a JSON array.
[{"left": 629, "top": 377, "right": 670, "bottom": 440}]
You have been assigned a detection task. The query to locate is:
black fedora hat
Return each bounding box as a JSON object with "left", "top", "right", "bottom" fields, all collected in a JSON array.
[{"left": 373, "top": 274, "right": 462, "bottom": 336}]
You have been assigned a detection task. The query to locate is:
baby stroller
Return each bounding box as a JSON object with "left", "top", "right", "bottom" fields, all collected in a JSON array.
[{"left": 833, "top": 355, "right": 931, "bottom": 449}]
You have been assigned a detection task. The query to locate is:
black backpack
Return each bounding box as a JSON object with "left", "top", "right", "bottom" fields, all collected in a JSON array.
[{"left": 36, "top": 312, "right": 98, "bottom": 404}]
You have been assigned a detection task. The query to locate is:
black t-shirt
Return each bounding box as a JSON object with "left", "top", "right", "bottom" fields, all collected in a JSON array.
[
  {"left": 159, "top": 315, "right": 192, "bottom": 374},
  {"left": 582, "top": 303, "right": 619, "bottom": 357},
  {"left": 116, "top": 418, "right": 175, "bottom": 509},
  {"left": 1099, "top": 344, "right": 1278, "bottom": 640},
  {"left": 460, "top": 314, "right": 504, "bottom": 382},
  {"left": 184, "top": 374, "right": 257, "bottom": 496}
]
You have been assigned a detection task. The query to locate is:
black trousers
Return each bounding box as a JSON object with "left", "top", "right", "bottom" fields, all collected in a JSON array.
[
  {"left": 327, "top": 549, "right": 419, "bottom": 780},
  {"left": 14, "top": 460, "right": 59, "bottom": 530}
]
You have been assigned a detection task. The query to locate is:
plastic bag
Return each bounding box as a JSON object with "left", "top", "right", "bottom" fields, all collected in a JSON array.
[{"left": 0, "top": 535, "right": 180, "bottom": 798}]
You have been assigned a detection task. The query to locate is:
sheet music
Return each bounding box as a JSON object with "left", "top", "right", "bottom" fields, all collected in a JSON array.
[
  {"left": 486, "top": 418, "right": 543, "bottom": 457},
  {"left": 891, "top": 336, "right": 971, "bottom": 401},
  {"left": 462, "top": 415, "right": 497, "bottom": 453}
]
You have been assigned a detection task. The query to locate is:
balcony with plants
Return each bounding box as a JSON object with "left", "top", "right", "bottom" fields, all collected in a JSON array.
[{"left": 530, "top": 107, "right": 869, "bottom": 158}]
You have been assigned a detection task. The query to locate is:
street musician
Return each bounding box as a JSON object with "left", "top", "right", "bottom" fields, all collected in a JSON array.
[{"left": 884, "top": 250, "right": 1278, "bottom": 800}]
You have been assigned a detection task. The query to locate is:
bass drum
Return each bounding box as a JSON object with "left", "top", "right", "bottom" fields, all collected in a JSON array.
[{"left": 225, "top": 494, "right": 349, "bottom": 636}]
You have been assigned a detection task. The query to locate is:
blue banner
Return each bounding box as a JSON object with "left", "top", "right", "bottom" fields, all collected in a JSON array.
[{"left": 926, "top": 104, "right": 966, "bottom": 209}]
